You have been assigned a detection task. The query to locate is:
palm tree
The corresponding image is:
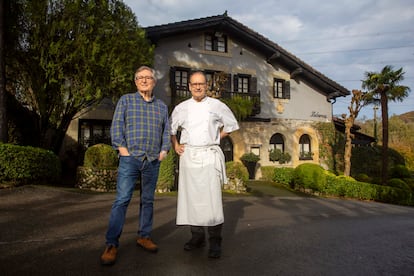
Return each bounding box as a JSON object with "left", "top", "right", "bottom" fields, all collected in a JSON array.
[{"left": 362, "top": 65, "right": 410, "bottom": 184}]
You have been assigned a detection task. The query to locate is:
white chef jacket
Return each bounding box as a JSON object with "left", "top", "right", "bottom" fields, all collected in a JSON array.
[{"left": 170, "top": 96, "right": 239, "bottom": 226}]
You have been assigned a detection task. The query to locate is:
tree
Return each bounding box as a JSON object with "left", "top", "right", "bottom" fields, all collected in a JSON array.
[
  {"left": 0, "top": 0, "right": 6, "bottom": 143},
  {"left": 342, "top": 89, "right": 367, "bottom": 176},
  {"left": 362, "top": 65, "right": 410, "bottom": 184},
  {"left": 7, "top": 0, "right": 153, "bottom": 153}
]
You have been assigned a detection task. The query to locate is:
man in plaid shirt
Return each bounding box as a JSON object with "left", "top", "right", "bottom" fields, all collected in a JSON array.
[{"left": 101, "top": 66, "right": 170, "bottom": 266}]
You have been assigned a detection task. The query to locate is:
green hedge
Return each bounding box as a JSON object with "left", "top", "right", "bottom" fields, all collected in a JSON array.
[
  {"left": 292, "top": 163, "right": 413, "bottom": 205},
  {"left": 157, "top": 149, "right": 177, "bottom": 192},
  {"left": 0, "top": 143, "right": 61, "bottom": 184},
  {"left": 261, "top": 166, "right": 295, "bottom": 188},
  {"left": 273, "top": 167, "right": 295, "bottom": 187},
  {"left": 260, "top": 166, "right": 274, "bottom": 181}
]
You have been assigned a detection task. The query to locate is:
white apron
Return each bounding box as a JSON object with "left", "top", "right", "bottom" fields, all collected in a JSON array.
[{"left": 176, "top": 145, "right": 227, "bottom": 226}]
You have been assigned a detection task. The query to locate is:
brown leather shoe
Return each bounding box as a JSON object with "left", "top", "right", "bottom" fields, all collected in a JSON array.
[
  {"left": 136, "top": 237, "right": 158, "bottom": 253},
  {"left": 100, "top": 245, "right": 117, "bottom": 265}
]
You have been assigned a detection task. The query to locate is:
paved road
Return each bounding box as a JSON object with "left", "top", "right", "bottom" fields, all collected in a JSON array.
[{"left": 1, "top": 185, "right": 413, "bottom": 276}]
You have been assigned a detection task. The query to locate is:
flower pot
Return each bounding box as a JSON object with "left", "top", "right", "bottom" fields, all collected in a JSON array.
[{"left": 243, "top": 161, "right": 257, "bottom": 179}]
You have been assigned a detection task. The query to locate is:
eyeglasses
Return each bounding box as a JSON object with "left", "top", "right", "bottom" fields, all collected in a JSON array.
[
  {"left": 189, "top": 82, "right": 206, "bottom": 87},
  {"left": 135, "top": 76, "right": 154, "bottom": 81}
]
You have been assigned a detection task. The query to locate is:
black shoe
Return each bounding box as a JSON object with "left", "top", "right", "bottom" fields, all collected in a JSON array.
[
  {"left": 208, "top": 238, "right": 221, "bottom": 258},
  {"left": 184, "top": 238, "right": 206, "bottom": 251},
  {"left": 208, "top": 248, "right": 221, "bottom": 258}
]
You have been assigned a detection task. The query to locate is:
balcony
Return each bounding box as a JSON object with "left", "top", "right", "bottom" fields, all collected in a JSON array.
[
  {"left": 221, "top": 91, "right": 261, "bottom": 116},
  {"left": 172, "top": 87, "right": 260, "bottom": 117}
]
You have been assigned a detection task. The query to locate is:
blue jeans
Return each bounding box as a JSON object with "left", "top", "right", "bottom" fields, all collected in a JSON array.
[{"left": 105, "top": 156, "right": 160, "bottom": 247}]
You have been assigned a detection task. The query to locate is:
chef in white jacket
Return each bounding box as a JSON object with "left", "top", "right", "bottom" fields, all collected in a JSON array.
[{"left": 170, "top": 71, "right": 239, "bottom": 258}]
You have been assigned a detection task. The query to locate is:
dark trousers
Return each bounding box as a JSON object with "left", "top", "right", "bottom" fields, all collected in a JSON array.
[{"left": 190, "top": 224, "right": 222, "bottom": 241}]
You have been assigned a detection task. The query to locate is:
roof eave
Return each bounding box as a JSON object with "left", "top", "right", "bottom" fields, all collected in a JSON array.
[{"left": 144, "top": 15, "right": 350, "bottom": 98}]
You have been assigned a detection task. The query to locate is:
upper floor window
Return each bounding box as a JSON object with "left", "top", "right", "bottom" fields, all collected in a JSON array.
[
  {"left": 205, "top": 33, "right": 227, "bottom": 53},
  {"left": 237, "top": 75, "right": 250, "bottom": 93},
  {"left": 173, "top": 69, "right": 190, "bottom": 98},
  {"left": 233, "top": 74, "right": 258, "bottom": 94},
  {"left": 273, "top": 78, "right": 290, "bottom": 99}
]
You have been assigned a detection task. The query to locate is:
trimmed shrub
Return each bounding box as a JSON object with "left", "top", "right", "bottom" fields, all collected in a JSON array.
[
  {"left": 389, "top": 165, "right": 411, "bottom": 179},
  {"left": 77, "top": 144, "right": 118, "bottom": 191},
  {"left": 225, "top": 161, "right": 248, "bottom": 193},
  {"left": 290, "top": 161, "right": 413, "bottom": 205},
  {"left": 404, "top": 178, "right": 414, "bottom": 191},
  {"left": 351, "top": 145, "right": 405, "bottom": 179},
  {"left": 83, "top": 144, "right": 118, "bottom": 168},
  {"left": 273, "top": 167, "right": 295, "bottom": 187},
  {"left": 387, "top": 178, "right": 411, "bottom": 191},
  {"left": 157, "top": 149, "right": 177, "bottom": 192},
  {"left": 292, "top": 163, "right": 326, "bottom": 191},
  {"left": 0, "top": 143, "right": 61, "bottom": 184},
  {"left": 240, "top": 152, "right": 260, "bottom": 163},
  {"left": 226, "top": 161, "right": 248, "bottom": 182},
  {"left": 323, "top": 174, "right": 376, "bottom": 200},
  {"left": 354, "top": 173, "right": 373, "bottom": 183},
  {"left": 260, "top": 166, "right": 274, "bottom": 181}
]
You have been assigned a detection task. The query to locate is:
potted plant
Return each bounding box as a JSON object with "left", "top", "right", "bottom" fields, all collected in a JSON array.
[
  {"left": 240, "top": 152, "right": 260, "bottom": 179},
  {"left": 269, "top": 149, "right": 292, "bottom": 164},
  {"left": 300, "top": 151, "right": 314, "bottom": 160}
]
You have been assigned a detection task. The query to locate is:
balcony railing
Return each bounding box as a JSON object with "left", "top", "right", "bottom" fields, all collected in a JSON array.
[
  {"left": 221, "top": 91, "right": 261, "bottom": 115},
  {"left": 172, "top": 87, "right": 261, "bottom": 116}
]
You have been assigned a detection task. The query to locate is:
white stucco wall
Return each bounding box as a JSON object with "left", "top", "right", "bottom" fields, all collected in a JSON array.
[
  {"left": 149, "top": 32, "right": 335, "bottom": 178},
  {"left": 152, "top": 32, "right": 332, "bottom": 124}
]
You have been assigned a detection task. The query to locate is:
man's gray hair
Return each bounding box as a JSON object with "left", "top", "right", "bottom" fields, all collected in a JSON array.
[{"left": 135, "top": 66, "right": 157, "bottom": 82}]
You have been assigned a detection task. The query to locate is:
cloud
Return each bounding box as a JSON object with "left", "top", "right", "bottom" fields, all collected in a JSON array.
[{"left": 125, "top": 0, "right": 414, "bottom": 119}]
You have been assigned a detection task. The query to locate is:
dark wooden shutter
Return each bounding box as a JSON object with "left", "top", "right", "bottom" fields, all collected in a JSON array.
[
  {"left": 250, "top": 76, "right": 257, "bottom": 93},
  {"left": 170, "top": 67, "right": 176, "bottom": 98},
  {"left": 284, "top": 80, "right": 290, "bottom": 99},
  {"left": 233, "top": 75, "right": 239, "bottom": 92}
]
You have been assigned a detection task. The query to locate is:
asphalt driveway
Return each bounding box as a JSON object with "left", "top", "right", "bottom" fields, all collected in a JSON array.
[{"left": 1, "top": 184, "right": 413, "bottom": 275}]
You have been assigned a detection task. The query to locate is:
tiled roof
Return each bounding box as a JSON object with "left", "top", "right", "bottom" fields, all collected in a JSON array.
[{"left": 145, "top": 13, "right": 350, "bottom": 98}]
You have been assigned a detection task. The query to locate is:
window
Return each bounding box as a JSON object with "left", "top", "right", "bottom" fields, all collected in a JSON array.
[
  {"left": 273, "top": 78, "right": 290, "bottom": 99},
  {"left": 237, "top": 76, "right": 249, "bottom": 93},
  {"left": 299, "top": 134, "right": 313, "bottom": 160},
  {"left": 205, "top": 33, "right": 227, "bottom": 53},
  {"left": 269, "top": 133, "right": 289, "bottom": 162},
  {"left": 174, "top": 69, "right": 190, "bottom": 98},
  {"left": 79, "top": 119, "right": 112, "bottom": 148},
  {"left": 251, "top": 146, "right": 260, "bottom": 156},
  {"left": 270, "top": 133, "right": 285, "bottom": 152}
]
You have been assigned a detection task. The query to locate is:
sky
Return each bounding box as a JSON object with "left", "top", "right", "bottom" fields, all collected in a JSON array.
[{"left": 124, "top": 0, "right": 414, "bottom": 120}]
